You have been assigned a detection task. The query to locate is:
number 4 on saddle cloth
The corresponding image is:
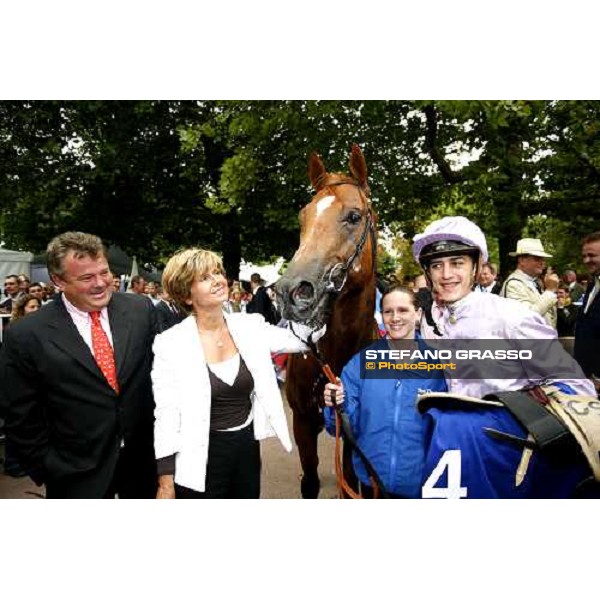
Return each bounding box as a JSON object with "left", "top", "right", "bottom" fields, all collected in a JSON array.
[{"left": 417, "top": 388, "right": 600, "bottom": 499}]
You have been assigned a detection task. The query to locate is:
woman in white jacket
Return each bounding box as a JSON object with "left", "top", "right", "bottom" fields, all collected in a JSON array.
[{"left": 152, "top": 248, "right": 313, "bottom": 499}]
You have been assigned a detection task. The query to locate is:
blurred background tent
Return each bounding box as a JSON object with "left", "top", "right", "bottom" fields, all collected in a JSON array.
[
  {"left": 0, "top": 247, "right": 33, "bottom": 283},
  {"left": 238, "top": 257, "right": 285, "bottom": 287}
]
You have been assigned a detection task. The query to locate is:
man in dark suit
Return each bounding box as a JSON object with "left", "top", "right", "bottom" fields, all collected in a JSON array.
[
  {"left": 154, "top": 293, "right": 186, "bottom": 333},
  {"left": 574, "top": 232, "right": 600, "bottom": 396},
  {"left": 0, "top": 232, "right": 158, "bottom": 498},
  {"left": 0, "top": 274, "right": 21, "bottom": 314},
  {"left": 246, "top": 273, "right": 278, "bottom": 324},
  {"left": 476, "top": 262, "right": 502, "bottom": 294},
  {"left": 563, "top": 269, "right": 585, "bottom": 304}
]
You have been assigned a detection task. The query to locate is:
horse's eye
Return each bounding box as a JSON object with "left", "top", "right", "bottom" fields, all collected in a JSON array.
[{"left": 345, "top": 211, "right": 362, "bottom": 225}]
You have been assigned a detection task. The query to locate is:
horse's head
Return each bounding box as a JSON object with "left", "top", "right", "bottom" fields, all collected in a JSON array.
[{"left": 277, "top": 144, "right": 377, "bottom": 328}]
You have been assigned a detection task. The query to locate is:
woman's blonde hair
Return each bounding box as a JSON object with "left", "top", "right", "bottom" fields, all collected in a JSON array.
[{"left": 162, "top": 248, "right": 224, "bottom": 312}]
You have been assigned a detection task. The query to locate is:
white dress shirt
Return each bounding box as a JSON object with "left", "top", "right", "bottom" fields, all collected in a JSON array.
[{"left": 62, "top": 294, "right": 114, "bottom": 351}]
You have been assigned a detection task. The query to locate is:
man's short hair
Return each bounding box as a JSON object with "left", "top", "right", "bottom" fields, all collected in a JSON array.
[
  {"left": 46, "top": 232, "right": 107, "bottom": 277},
  {"left": 5, "top": 274, "right": 19, "bottom": 282},
  {"left": 250, "top": 273, "right": 262, "bottom": 285},
  {"left": 582, "top": 231, "right": 600, "bottom": 246},
  {"left": 131, "top": 275, "right": 145, "bottom": 286}
]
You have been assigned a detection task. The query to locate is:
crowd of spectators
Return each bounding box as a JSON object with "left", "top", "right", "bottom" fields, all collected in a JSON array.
[{"left": 1, "top": 225, "right": 599, "bottom": 498}]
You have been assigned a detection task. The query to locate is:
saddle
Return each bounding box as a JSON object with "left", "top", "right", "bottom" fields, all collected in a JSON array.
[{"left": 417, "top": 386, "right": 600, "bottom": 481}]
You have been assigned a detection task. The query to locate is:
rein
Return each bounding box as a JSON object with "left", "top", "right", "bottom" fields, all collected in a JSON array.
[{"left": 298, "top": 330, "right": 391, "bottom": 499}]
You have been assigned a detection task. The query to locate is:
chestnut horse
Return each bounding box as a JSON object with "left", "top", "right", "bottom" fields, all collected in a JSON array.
[{"left": 276, "top": 144, "right": 378, "bottom": 498}]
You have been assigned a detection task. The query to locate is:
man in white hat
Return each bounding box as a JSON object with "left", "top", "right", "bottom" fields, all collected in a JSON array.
[{"left": 500, "top": 238, "right": 559, "bottom": 328}]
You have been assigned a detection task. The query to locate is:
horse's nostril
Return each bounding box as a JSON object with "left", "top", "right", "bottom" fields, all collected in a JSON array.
[{"left": 292, "top": 281, "right": 315, "bottom": 303}]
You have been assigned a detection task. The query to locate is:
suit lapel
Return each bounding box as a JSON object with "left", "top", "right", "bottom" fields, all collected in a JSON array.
[
  {"left": 45, "top": 299, "right": 104, "bottom": 380},
  {"left": 583, "top": 279, "right": 600, "bottom": 314},
  {"left": 107, "top": 294, "right": 131, "bottom": 380}
]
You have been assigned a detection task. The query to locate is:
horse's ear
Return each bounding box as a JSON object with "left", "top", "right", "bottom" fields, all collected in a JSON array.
[
  {"left": 349, "top": 144, "right": 368, "bottom": 189},
  {"left": 308, "top": 152, "right": 327, "bottom": 191}
]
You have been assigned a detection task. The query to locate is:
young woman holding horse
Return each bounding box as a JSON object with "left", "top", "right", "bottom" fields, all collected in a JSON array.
[
  {"left": 152, "top": 248, "right": 318, "bottom": 499},
  {"left": 323, "top": 285, "right": 447, "bottom": 498}
]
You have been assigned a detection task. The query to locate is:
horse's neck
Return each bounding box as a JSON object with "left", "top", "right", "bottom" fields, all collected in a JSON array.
[{"left": 319, "top": 282, "right": 376, "bottom": 374}]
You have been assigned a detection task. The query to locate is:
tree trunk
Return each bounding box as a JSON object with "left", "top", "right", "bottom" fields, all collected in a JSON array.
[
  {"left": 221, "top": 216, "right": 241, "bottom": 281},
  {"left": 496, "top": 136, "right": 526, "bottom": 280}
]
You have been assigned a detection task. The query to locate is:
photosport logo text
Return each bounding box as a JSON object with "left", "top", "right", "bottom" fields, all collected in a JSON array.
[{"left": 358, "top": 340, "right": 585, "bottom": 381}]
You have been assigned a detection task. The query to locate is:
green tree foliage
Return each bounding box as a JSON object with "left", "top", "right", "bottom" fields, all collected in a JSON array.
[
  {"left": 383, "top": 100, "right": 600, "bottom": 276},
  {"left": 376, "top": 246, "right": 397, "bottom": 281},
  {"left": 1, "top": 100, "right": 599, "bottom": 280},
  {"left": 0, "top": 101, "right": 218, "bottom": 264}
]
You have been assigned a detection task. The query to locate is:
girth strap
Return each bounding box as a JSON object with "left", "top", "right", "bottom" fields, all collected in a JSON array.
[{"left": 483, "top": 390, "right": 579, "bottom": 458}]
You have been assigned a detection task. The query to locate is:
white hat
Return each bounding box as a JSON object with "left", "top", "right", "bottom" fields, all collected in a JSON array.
[
  {"left": 412, "top": 216, "right": 489, "bottom": 264},
  {"left": 508, "top": 238, "right": 552, "bottom": 258}
]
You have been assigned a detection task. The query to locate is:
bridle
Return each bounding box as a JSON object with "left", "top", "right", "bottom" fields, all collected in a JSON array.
[
  {"left": 321, "top": 181, "right": 377, "bottom": 295},
  {"left": 289, "top": 182, "right": 392, "bottom": 498}
]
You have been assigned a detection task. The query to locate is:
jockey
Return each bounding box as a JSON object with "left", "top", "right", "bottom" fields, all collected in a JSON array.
[
  {"left": 413, "top": 216, "right": 594, "bottom": 398},
  {"left": 411, "top": 216, "right": 599, "bottom": 498}
]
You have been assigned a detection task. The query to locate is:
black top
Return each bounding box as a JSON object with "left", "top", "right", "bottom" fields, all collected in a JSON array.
[{"left": 208, "top": 355, "right": 254, "bottom": 431}]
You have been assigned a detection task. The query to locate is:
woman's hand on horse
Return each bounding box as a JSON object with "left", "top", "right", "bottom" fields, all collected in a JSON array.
[{"left": 324, "top": 380, "right": 345, "bottom": 406}]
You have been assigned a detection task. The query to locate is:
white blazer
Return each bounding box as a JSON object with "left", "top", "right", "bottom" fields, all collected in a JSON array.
[{"left": 152, "top": 312, "right": 308, "bottom": 492}]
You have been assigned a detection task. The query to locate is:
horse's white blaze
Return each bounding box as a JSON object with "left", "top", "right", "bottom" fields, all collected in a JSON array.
[
  {"left": 294, "top": 196, "right": 336, "bottom": 260},
  {"left": 353, "top": 263, "right": 362, "bottom": 272},
  {"left": 315, "top": 195, "right": 335, "bottom": 218}
]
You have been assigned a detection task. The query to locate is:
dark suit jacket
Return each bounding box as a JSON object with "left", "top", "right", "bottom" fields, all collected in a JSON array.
[
  {"left": 574, "top": 279, "right": 600, "bottom": 379},
  {"left": 246, "top": 286, "right": 277, "bottom": 325},
  {"left": 154, "top": 299, "right": 186, "bottom": 333},
  {"left": 557, "top": 303, "right": 579, "bottom": 337},
  {"left": 0, "top": 292, "right": 158, "bottom": 498},
  {"left": 477, "top": 282, "right": 501, "bottom": 295},
  {"left": 569, "top": 282, "right": 585, "bottom": 303}
]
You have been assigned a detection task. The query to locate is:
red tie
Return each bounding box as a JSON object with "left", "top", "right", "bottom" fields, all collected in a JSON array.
[{"left": 90, "top": 311, "right": 119, "bottom": 394}]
